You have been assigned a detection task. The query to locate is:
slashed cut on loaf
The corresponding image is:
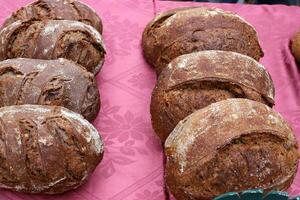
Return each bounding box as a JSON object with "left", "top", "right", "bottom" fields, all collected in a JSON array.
[
  {"left": 0, "top": 58, "right": 100, "bottom": 121},
  {"left": 2, "top": 0, "right": 103, "bottom": 33},
  {"left": 165, "top": 99, "right": 299, "bottom": 200},
  {"left": 142, "top": 7, "right": 264, "bottom": 75},
  {"left": 0, "top": 105, "right": 104, "bottom": 194},
  {"left": 0, "top": 20, "right": 106, "bottom": 74},
  {"left": 151, "top": 50, "right": 274, "bottom": 142}
]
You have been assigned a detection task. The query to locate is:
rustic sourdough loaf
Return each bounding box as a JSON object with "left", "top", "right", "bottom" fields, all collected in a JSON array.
[
  {"left": 151, "top": 50, "right": 274, "bottom": 142},
  {"left": 0, "top": 20, "right": 106, "bottom": 74},
  {"left": 2, "top": 0, "right": 103, "bottom": 33},
  {"left": 142, "top": 7, "right": 264, "bottom": 75},
  {"left": 291, "top": 30, "right": 300, "bottom": 64},
  {"left": 0, "top": 58, "right": 100, "bottom": 121},
  {"left": 0, "top": 105, "right": 104, "bottom": 194},
  {"left": 165, "top": 99, "right": 299, "bottom": 200}
]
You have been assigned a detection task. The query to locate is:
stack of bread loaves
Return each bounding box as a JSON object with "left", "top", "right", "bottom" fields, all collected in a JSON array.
[
  {"left": 0, "top": 0, "right": 105, "bottom": 195},
  {"left": 143, "top": 7, "right": 299, "bottom": 200}
]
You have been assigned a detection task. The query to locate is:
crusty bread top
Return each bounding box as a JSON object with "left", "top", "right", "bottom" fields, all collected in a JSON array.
[
  {"left": 2, "top": 0, "right": 103, "bottom": 33},
  {"left": 165, "top": 98, "right": 296, "bottom": 173},
  {"left": 0, "top": 104, "right": 103, "bottom": 193},
  {"left": 142, "top": 6, "right": 264, "bottom": 75},
  {"left": 0, "top": 105, "right": 104, "bottom": 154},
  {"left": 153, "top": 7, "right": 254, "bottom": 30},
  {"left": 0, "top": 58, "right": 100, "bottom": 121},
  {"left": 0, "top": 57, "right": 86, "bottom": 72},
  {"left": 162, "top": 50, "right": 274, "bottom": 105},
  {"left": 0, "top": 20, "right": 106, "bottom": 74}
]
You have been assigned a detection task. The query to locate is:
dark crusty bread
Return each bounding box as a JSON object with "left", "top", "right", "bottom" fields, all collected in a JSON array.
[
  {"left": 0, "top": 105, "right": 104, "bottom": 194},
  {"left": 165, "top": 98, "right": 299, "bottom": 200},
  {"left": 0, "top": 20, "right": 106, "bottom": 74},
  {"left": 151, "top": 51, "right": 274, "bottom": 142},
  {"left": 0, "top": 58, "right": 100, "bottom": 121},
  {"left": 291, "top": 30, "right": 300, "bottom": 64},
  {"left": 2, "top": 0, "right": 103, "bottom": 34},
  {"left": 142, "top": 7, "right": 264, "bottom": 75}
]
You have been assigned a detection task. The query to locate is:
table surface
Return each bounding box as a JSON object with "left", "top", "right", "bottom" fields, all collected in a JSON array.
[{"left": 0, "top": 0, "right": 300, "bottom": 199}]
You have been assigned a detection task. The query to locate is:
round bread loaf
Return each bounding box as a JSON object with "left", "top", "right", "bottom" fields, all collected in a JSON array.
[
  {"left": 0, "top": 20, "right": 106, "bottom": 74},
  {"left": 291, "top": 30, "right": 300, "bottom": 64},
  {"left": 2, "top": 0, "right": 103, "bottom": 33},
  {"left": 165, "top": 99, "right": 299, "bottom": 200},
  {"left": 142, "top": 7, "right": 264, "bottom": 75},
  {"left": 0, "top": 105, "right": 104, "bottom": 194},
  {"left": 0, "top": 58, "right": 100, "bottom": 121},
  {"left": 151, "top": 51, "right": 275, "bottom": 142}
]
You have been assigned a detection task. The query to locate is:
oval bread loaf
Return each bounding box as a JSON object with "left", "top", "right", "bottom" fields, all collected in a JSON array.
[
  {"left": 142, "top": 7, "right": 264, "bottom": 75},
  {"left": 165, "top": 98, "right": 299, "bottom": 200},
  {"left": 151, "top": 51, "right": 274, "bottom": 142},
  {"left": 0, "top": 20, "right": 106, "bottom": 74},
  {"left": 291, "top": 30, "right": 300, "bottom": 64},
  {"left": 0, "top": 58, "right": 100, "bottom": 121},
  {"left": 2, "top": 0, "right": 103, "bottom": 33},
  {"left": 0, "top": 105, "right": 104, "bottom": 194}
]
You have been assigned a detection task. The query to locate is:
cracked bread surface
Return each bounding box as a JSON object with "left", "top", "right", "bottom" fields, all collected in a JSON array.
[
  {"left": 0, "top": 105, "right": 104, "bottom": 194},
  {"left": 0, "top": 20, "right": 106, "bottom": 75},
  {"left": 142, "top": 7, "right": 264, "bottom": 75},
  {"left": 150, "top": 51, "right": 274, "bottom": 142},
  {"left": 165, "top": 99, "right": 299, "bottom": 200},
  {"left": 2, "top": 0, "right": 103, "bottom": 33},
  {"left": 0, "top": 58, "right": 100, "bottom": 121}
]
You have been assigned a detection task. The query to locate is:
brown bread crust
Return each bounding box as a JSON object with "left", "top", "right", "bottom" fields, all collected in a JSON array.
[
  {"left": 291, "top": 30, "right": 300, "bottom": 64},
  {"left": 0, "top": 105, "right": 104, "bottom": 194},
  {"left": 0, "top": 20, "right": 106, "bottom": 75},
  {"left": 142, "top": 7, "right": 264, "bottom": 75},
  {"left": 165, "top": 99, "right": 299, "bottom": 200},
  {"left": 151, "top": 51, "right": 275, "bottom": 142},
  {"left": 0, "top": 58, "right": 100, "bottom": 121},
  {"left": 2, "top": 0, "right": 103, "bottom": 34}
]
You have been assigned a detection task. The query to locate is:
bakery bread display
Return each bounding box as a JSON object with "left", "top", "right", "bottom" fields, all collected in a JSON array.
[
  {"left": 291, "top": 30, "right": 300, "bottom": 64},
  {"left": 151, "top": 50, "right": 275, "bottom": 142},
  {"left": 0, "top": 20, "right": 106, "bottom": 74},
  {"left": 142, "top": 7, "right": 264, "bottom": 75},
  {"left": 165, "top": 99, "right": 299, "bottom": 200},
  {"left": 0, "top": 105, "right": 104, "bottom": 194},
  {"left": 0, "top": 0, "right": 106, "bottom": 196},
  {"left": 0, "top": 0, "right": 297, "bottom": 198},
  {"left": 0, "top": 58, "right": 100, "bottom": 121},
  {"left": 1, "top": 0, "right": 103, "bottom": 33}
]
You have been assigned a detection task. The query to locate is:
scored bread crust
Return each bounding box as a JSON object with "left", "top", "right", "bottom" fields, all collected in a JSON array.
[
  {"left": 150, "top": 50, "right": 274, "bottom": 142},
  {"left": 142, "top": 7, "right": 264, "bottom": 75},
  {"left": 165, "top": 98, "right": 299, "bottom": 200},
  {"left": 2, "top": 0, "right": 103, "bottom": 33},
  {"left": 0, "top": 105, "right": 104, "bottom": 194},
  {"left": 0, "top": 58, "right": 100, "bottom": 121},
  {"left": 0, "top": 20, "right": 106, "bottom": 75}
]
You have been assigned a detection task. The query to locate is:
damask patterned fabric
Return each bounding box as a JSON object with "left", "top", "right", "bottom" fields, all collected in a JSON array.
[{"left": 0, "top": 0, "right": 299, "bottom": 200}]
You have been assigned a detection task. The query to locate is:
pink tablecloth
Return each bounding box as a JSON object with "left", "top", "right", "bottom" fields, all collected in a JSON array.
[{"left": 0, "top": 0, "right": 300, "bottom": 199}]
